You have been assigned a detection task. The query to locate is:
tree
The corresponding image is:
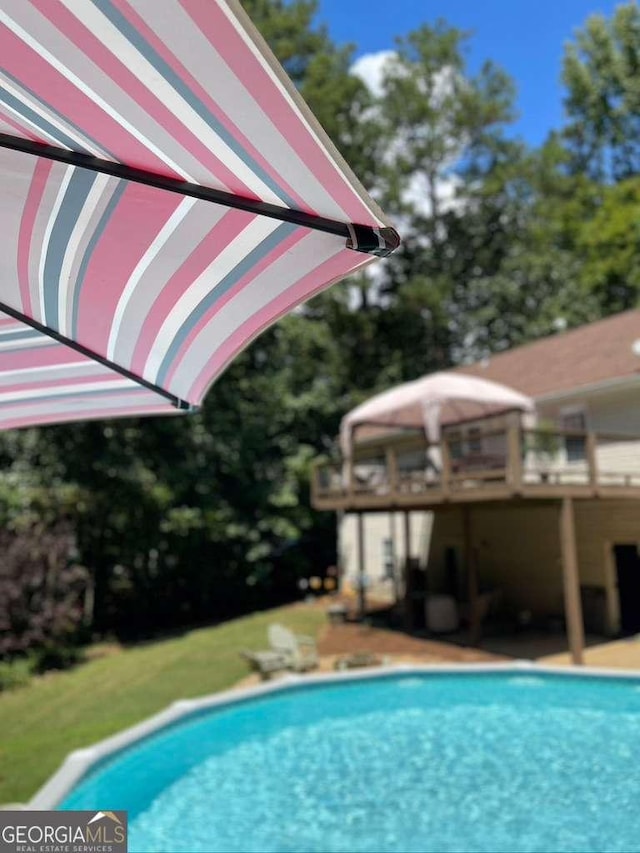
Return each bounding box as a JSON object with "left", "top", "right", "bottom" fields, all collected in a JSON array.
[
  {"left": 356, "top": 23, "right": 524, "bottom": 366},
  {"left": 441, "top": 135, "right": 606, "bottom": 358},
  {"left": 378, "top": 23, "right": 516, "bottom": 221},
  {"left": 577, "top": 176, "right": 640, "bottom": 313},
  {"left": 562, "top": 2, "right": 640, "bottom": 182}
]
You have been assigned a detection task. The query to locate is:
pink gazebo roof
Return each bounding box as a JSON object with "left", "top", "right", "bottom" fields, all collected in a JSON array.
[{"left": 341, "top": 371, "right": 534, "bottom": 452}]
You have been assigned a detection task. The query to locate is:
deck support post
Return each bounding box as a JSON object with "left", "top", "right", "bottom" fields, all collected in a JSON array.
[
  {"left": 586, "top": 432, "right": 598, "bottom": 490},
  {"left": 386, "top": 446, "right": 398, "bottom": 496},
  {"left": 388, "top": 512, "right": 400, "bottom": 603},
  {"left": 559, "top": 497, "right": 585, "bottom": 665},
  {"left": 357, "top": 512, "right": 367, "bottom": 621},
  {"left": 403, "top": 510, "right": 412, "bottom": 565},
  {"left": 463, "top": 506, "right": 480, "bottom": 644},
  {"left": 403, "top": 511, "right": 413, "bottom": 630},
  {"left": 348, "top": 425, "right": 356, "bottom": 498},
  {"left": 441, "top": 437, "right": 451, "bottom": 498},
  {"left": 507, "top": 421, "right": 523, "bottom": 492}
]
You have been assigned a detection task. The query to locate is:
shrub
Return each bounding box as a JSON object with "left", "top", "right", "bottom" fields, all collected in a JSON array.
[
  {"left": 31, "top": 644, "right": 83, "bottom": 674},
  {"left": 0, "top": 521, "right": 88, "bottom": 661}
]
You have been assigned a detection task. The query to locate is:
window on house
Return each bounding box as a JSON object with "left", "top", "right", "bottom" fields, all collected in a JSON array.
[
  {"left": 468, "top": 427, "right": 482, "bottom": 454},
  {"left": 448, "top": 430, "right": 463, "bottom": 459},
  {"left": 382, "top": 537, "right": 394, "bottom": 579},
  {"left": 562, "top": 410, "right": 586, "bottom": 462}
]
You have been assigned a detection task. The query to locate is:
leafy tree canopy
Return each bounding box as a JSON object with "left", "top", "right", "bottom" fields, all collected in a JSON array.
[{"left": 562, "top": 2, "right": 640, "bottom": 181}]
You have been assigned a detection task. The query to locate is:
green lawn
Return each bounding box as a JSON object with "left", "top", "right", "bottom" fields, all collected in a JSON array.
[{"left": 0, "top": 603, "right": 324, "bottom": 804}]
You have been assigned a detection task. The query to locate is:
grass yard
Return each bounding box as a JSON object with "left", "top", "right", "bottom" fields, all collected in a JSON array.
[{"left": 0, "top": 602, "right": 324, "bottom": 804}]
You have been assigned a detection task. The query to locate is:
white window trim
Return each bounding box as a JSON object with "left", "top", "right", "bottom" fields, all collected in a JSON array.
[{"left": 559, "top": 404, "right": 588, "bottom": 464}]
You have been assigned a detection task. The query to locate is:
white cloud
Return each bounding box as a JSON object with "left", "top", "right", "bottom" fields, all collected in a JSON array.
[
  {"left": 350, "top": 52, "right": 466, "bottom": 237},
  {"left": 403, "top": 170, "right": 464, "bottom": 220},
  {"left": 350, "top": 50, "right": 397, "bottom": 98}
]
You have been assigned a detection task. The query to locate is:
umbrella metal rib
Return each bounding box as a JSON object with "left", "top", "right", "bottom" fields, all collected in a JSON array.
[
  {"left": 0, "top": 298, "right": 193, "bottom": 412},
  {"left": 0, "top": 134, "right": 400, "bottom": 258}
]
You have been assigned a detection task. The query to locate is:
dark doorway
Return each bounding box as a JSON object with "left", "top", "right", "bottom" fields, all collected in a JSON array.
[{"left": 613, "top": 544, "right": 640, "bottom": 634}]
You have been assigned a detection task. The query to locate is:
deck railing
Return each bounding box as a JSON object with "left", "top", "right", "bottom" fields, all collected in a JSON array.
[{"left": 311, "top": 425, "right": 640, "bottom": 508}]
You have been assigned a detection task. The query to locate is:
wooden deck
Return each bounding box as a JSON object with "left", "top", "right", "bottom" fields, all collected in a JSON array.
[{"left": 312, "top": 424, "right": 640, "bottom": 511}]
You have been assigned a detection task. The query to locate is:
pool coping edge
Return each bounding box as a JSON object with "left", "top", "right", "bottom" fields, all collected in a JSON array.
[{"left": 27, "top": 661, "right": 640, "bottom": 810}]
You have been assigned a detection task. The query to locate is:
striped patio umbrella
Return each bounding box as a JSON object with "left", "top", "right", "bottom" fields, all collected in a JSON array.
[{"left": 0, "top": 0, "right": 399, "bottom": 430}]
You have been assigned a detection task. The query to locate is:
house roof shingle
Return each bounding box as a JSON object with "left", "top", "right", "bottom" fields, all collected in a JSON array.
[{"left": 457, "top": 309, "right": 640, "bottom": 399}]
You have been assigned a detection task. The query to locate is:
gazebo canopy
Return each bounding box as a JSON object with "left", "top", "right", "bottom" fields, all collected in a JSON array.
[
  {"left": 341, "top": 371, "right": 534, "bottom": 454},
  {"left": 0, "top": 0, "right": 398, "bottom": 430}
]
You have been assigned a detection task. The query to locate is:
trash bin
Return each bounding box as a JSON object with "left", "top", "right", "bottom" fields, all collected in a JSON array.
[{"left": 426, "top": 595, "right": 459, "bottom": 633}]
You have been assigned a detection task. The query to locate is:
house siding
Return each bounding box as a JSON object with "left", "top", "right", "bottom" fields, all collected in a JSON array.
[
  {"left": 539, "top": 385, "right": 640, "bottom": 478},
  {"left": 428, "top": 505, "right": 564, "bottom": 617},
  {"left": 338, "top": 499, "right": 640, "bottom": 634},
  {"left": 339, "top": 510, "right": 432, "bottom": 599},
  {"left": 574, "top": 500, "right": 640, "bottom": 634}
]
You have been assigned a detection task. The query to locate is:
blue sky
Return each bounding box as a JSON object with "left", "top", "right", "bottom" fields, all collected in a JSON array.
[{"left": 315, "top": 0, "right": 623, "bottom": 145}]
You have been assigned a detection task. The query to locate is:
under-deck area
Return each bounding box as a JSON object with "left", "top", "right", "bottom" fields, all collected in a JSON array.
[{"left": 312, "top": 424, "right": 640, "bottom": 667}]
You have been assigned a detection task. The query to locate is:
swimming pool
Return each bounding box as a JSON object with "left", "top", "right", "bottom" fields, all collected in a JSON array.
[{"left": 50, "top": 667, "right": 640, "bottom": 852}]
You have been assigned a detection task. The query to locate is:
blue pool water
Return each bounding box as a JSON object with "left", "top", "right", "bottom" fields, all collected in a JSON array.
[{"left": 61, "top": 672, "right": 640, "bottom": 852}]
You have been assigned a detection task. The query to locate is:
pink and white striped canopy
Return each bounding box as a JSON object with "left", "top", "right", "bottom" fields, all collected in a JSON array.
[{"left": 0, "top": 0, "right": 398, "bottom": 429}]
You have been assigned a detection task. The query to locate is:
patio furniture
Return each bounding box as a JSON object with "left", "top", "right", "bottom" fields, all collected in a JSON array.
[
  {"left": 240, "top": 649, "right": 288, "bottom": 680},
  {"left": 241, "top": 624, "right": 319, "bottom": 678},
  {"left": 268, "top": 623, "right": 319, "bottom": 672},
  {"left": 334, "top": 652, "right": 390, "bottom": 670},
  {"left": 327, "top": 602, "right": 349, "bottom": 624}
]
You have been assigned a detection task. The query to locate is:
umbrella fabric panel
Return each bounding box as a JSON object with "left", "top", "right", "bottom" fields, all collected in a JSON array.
[
  {"left": 0, "top": 0, "right": 386, "bottom": 225},
  {"left": 0, "top": 313, "right": 173, "bottom": 430},
  {"left": 170, "top": 235, "right": 370, "bottom": 404},
  {"left": 1, "top": 146, "right": 374, "bottom": 411},
  {"left": 0, "top": 390, "right": 173, "bottom": 431},
  {"left": 0, "top": 0, "right": 397, "bottom": 430},
  {"left": 0, "top": 116, "right": 27, "bottom": 136}
]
